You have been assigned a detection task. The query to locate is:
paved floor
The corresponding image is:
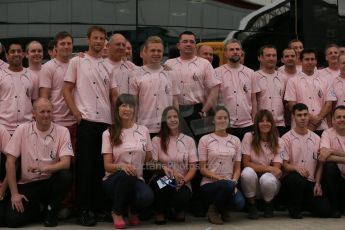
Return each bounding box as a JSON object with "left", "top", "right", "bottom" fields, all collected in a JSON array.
[{"left": 2, "top": 211, "right": 345, "bottom": 230}]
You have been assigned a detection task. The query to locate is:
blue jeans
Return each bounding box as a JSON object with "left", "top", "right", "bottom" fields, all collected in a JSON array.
[{"left": 200, "top": 180, "right": 245, "bottom": 212}]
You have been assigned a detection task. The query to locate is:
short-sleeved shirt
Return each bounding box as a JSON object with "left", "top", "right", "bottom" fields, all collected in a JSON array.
[
  {"left": 129, "top": 66, "right": 179, "bottom": 133},
  {"left": 278, "top": 67, "right": 300, "bottom": 79},
  {"left": 198, "top": 133, "right": 241, "bottom": 186},
  {"left": 332, "top": 76, "right": 345, "bottom": 107},
  {"left": 216, "top": 64, "right": 257, "bottom": 128},
  {"left": 64, "top": 54, "right": 116, "bottom": 124},
  {"left": 281, "top": 129, "right": 320, "bottom": 182},
  {"left": 102, "top": 124, "right": 152, "bottom": 180},
  {"left": 152, "top": 134, "right": 198, "bottom": 189},
  {"left": 242, "top": 132, "right": 284, "bottom": 166},
  {"left": 165, "top": 56, "right": 220, "bottom": 105},
  {"left": 255, "top": 70, "right": 288, "bottom": 126},
  {"left": 320, "top": 128, "right": 345, "bottom": 178},
  {"left": 319, "top": 67, "right": 339, "bottom": 79},
  {"left": 0, "top": 68, "right": 38, "bottom": 134},
  {"left": 109, "top": 59, "right": 137, "bottom": 95},
  {"left": 39, "top": 58, "right": 76, "bottom": 127},
  {"left": 0, "top": 60, "right": 9, "bottom": 71},
  {"left": 284, "top": 71, "right": 337, "bottom": 130},
  {"left": 4, "top": 122, "right": 74, "bottom": 184},
  {"left": 0, "top": 124, "right": 10, "bottom": 170}
]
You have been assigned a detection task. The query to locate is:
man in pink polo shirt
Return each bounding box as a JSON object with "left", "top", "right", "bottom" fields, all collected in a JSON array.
[
  {"left": 125, "top": 40, "right": 133, "bottom": 62},
  {"left": 165, "top": 31, "right": 220, "bottom": 141},
  {"left": 108, "top": 34, "right": 136, "bottom": 95},
  {"left": 26, "top": 41, "right": 43, "bottom": 96},
  {"left": 285, "top": 49, "right": 337, "bottom": 136},
  {"left": 255, "top": 45, "right": 288, "bottom": 136},
  {"left": 40, "top": 31, "right": 76, "bottom": 151},
  {"left": 319, "top": 44, "right": 340, "bottom": 79},
  {"left": 318, "top": 105, "right": 345, "bottom": 217},
  {"left": 0, "top": 41, "right": 38, "bottom": 135},
  {"left": 4, "top": 98, "right": 73, "bottom": 227},
  {"left": 332, "top": 54, "right": 345, "bottom": 108},
  {"left": 281, "top": 103, "right": 331, "bottom": 219},
  {"left": 63, "top": 26, "right": 118, "bottom": 226},
  {"left": 216, "top": 39, "right": 257, "bottom": 140},
  {"left": 130, "top": 36, "right": 179, "bottom": 137}
]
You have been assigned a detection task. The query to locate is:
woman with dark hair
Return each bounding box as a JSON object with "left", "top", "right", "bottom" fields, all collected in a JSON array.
[
  {"left": 240, "top": 109, "right": 284, "bottom": 219},
  {"left": 198, "top": 106, "right": 245, "bottom": 225},
  {"left": 102, "top": 94, "right": 154, "bottom": 229},
  {"left": 149, "top": 106, "right": 198, "bottom": 224}
]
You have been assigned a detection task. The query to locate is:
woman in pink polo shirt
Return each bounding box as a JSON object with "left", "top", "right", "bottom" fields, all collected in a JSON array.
[
  {"left": 149, "top": 106, "right": 198, "bottom": 224},
  {"left": 102, "top": 94, "right": 154, "bottom": 229},
  {"left": 198, "top": 106, "right": 245, "bottom": 225},
  {"left": 240, "top": 110, "right": 284, "bottom": 219}
]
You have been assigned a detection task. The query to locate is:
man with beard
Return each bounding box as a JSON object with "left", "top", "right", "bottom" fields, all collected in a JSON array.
[
  {"left": 63, "top": 26, "right": 118, "bottom": 226},
  {"left": 215, "top": 39, "right": 257, "bottom": 140}
]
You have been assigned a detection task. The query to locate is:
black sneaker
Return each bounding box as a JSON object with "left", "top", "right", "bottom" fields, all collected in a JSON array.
[
  {"left": 44, "top": 206, "right": 58, "bottom": 227},
  {"left": 263, "top": 201, "right": 274, "bottom": 218},
  {"left": 248, "top": 203, "right": 259, "bottom": 220},
  {"left": 77, "top": 210, "right": 96, "bottom": 226}
]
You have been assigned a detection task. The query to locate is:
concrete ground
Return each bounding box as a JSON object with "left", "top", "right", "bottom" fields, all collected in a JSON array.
[{"left": 2, "top": 211, "right": 345, "bottom": 230}]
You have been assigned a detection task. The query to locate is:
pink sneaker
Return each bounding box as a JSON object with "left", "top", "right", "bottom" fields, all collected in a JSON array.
[
  {"left": 113, "top": 219, "right": 126, "bottom": 229},
  {"left": 128, "top": 215, "right": 140, "bottom": 226}
]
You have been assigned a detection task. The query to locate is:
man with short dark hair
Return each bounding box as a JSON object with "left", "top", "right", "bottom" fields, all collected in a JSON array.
[
  {"left": 282, "top": 103, "right": 331, "bottom": 219},
  {"left": 0, "top": 41, "right": 38, "bottom": 135},
  {"left": 255, "top": 45, "right": 288, "bottom": 135},
  {"left": 165, "top": 31, "right": 220, "bottom": 140},
  {"left": 63, "top": 26, "right": 118, "bottom": 226},
  {"left": 285, "top": 49, "right": 336, "bottom": 136}
]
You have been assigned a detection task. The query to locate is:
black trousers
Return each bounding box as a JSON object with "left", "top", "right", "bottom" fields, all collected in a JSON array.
[
  {"left": 103, "top": 171, "right": 154, "bottom": 215},
  {"left": 6, "top": 170, "right": 72, "bottom": 227},
  {"left": 282, "top": 172, "right": 331, "bottom": 217},
  {"left": 149, "top": 175, "right": 191, "bottom": 214},
  {"left": 75, "top": 119, "right": 108, "bottom": 212},
  {"left": 322, "top": 162, "right": 345, "bottom": 213}
]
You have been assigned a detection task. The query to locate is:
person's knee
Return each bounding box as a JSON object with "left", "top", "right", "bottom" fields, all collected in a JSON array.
[
  {"left": 6, "top": 211, "right": 25, "bottom": 228},
  {"left": 136, "top": 184, "right": 154, "bottom": 208},
  {"left": 241, "top": 167, "right": 257, "bottom": 181}
]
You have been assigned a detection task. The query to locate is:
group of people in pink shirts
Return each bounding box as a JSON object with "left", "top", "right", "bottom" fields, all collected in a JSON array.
[{"left": 0, "top": 25, "right": 345, "bottom": 229}]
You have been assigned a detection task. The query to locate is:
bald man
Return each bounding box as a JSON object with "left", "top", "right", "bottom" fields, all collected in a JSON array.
[
  {"left": 197, "top": 45, "right": 213, "bottom": 63},
  {"left": 5, "top": 98, "right": 73, "bottom": 227},
  {"left": 108, "top": 34, "right": 136, "bottom": 94}
]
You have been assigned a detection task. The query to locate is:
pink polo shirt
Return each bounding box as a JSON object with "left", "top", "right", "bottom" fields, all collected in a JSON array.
[
  {"left": 165, "top": 56, "right": 220, "bottom": 105},
  {"left": 0, "top": 68, "right": 38, "bottom": 134},
  {"left": 198, "top": 133, "right": 241, "bottom": 186},
  {"left": 281, "top": 129, "right": 320, "bottom": 182},
  {"left": 27, "top": 69, "right": 40, "bottom": 98},
  {"left": 332, "top": 76, "right": 345, "bottom": 107},
  {"left": 216, "top": 64, "right": 258, "bottom": 128},
  {"left": 110, "top": 60, "right": 137, "bottom": 95},
  {"left": 152, "top": 134, "right": 198, "bottom": 189},
  {"left": 284, "top": 71, "right": 337, "bottom": 130},
  {"left": 319, "top": 67, "right": 339, "bottom": 79},
  {"left": 102, "top": 124, "right": 152, "bottom": 180},
  {"left": 4, "top": 122, "right": 74, "bottom": 184},
  {"left": 0, "top": 124, "right": 10, "bottom": 169},
  {"left": 242, "top": 132, "right": 283, "bottom": 166},
  {"left": 129, "top": 66, "right": 179, "bottom": 133},
  {"left": 0, "top": 60, "right": 9, "bottom": 70},
  {"left": 320, "top": 128, "right": 345, "bottom": 178},
  {"left": 64, "top": 54, "right": 116, "bottom": 124},
  {"left": 255, "top": 70, "right": 287, "bottom": 126},
  {"left": 39, "top": 59, "right": 76, "bottom": 127}
]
